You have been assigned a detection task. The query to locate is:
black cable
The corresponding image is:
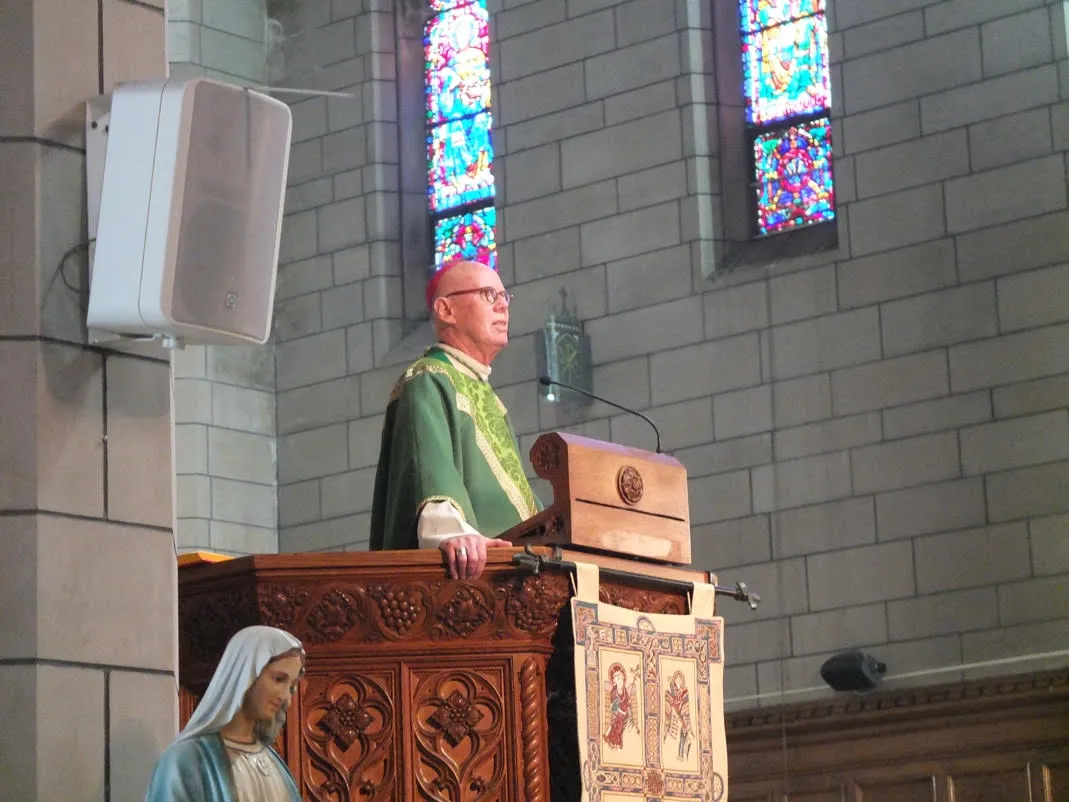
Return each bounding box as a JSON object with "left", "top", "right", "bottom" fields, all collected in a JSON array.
[
  {"left": 55, "top": 238, "right": 95, "bottom": 295},
  {"left": 0, "top": 135, "right": 85, "bottom": 154}
]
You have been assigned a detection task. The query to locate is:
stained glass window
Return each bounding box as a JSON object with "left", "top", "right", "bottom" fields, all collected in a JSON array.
[
  {"left": 742, "top": 14, "right": 830, "bottom": 125},
  {"left": 427, "top": 112, "right": 495, "bottom": 212},
  {"left": 739, "top": 0, "right": 835, "bottom": 236},
  {"left": 425, "top": 0, "right": 497, "bottom": 271},
  {"left": 429, "top": 0, "right": 469, "bottom": 11},
  {"left": 754, "top": 119, "right": 834, "bottom": 235},
  {"left": 740, "top": 0, "right": 824, "bottom": 33},
  {"left": 434, "top": 207, "right": 497, "bottom": 269},
  {"left": 425, "top": 5, "right": 491, "bottom": 124}
]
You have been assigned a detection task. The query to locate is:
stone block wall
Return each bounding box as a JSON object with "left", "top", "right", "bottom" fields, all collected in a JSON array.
[
  {"left": 223, "top": 0, "right": 1069, "bottom": 702},
  {"left": 269, "top": 0, "right": 413, "bottom": 552},
  {"left": 480, "top": 0, "right": 1069, "bottom": 704},
  {"left": 168, "top": 0, "right": 282, "bottom": 555}
]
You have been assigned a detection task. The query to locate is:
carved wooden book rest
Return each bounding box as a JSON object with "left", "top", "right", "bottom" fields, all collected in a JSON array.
[{"left": 502, "top": 432, "right": 692, "bottom": 565}]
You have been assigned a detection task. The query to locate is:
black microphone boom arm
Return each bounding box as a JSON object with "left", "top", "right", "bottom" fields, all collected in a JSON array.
[{"left": 538, "top": 375, "right": 663, "bottom": 453}]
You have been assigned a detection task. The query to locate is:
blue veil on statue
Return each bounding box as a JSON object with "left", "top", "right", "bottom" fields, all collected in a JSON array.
[{"left": 145, "top": 625, "right": 304, "bottom": 802}]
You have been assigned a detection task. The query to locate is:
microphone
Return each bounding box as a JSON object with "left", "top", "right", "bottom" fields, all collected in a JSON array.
[{"left": 538, "top": 375, "right": 663, "bottom": 453}]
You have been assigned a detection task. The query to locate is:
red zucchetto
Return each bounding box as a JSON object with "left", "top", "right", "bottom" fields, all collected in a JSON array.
[{"left": 425, "top": 259, "right": 465, "bottom": 309}]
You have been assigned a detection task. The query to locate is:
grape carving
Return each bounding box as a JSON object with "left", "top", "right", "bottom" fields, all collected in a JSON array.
[
  {"left": 505, "top": 576, "right": 568, "bottom": 633},
  {"left": 369, "top": 585, "right": 422, "bottom": 636}
]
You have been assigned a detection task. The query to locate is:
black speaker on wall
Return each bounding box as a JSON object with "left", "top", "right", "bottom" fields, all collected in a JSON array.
[{"left": 820, "top": 650, "right": 887, "bottom": 692}]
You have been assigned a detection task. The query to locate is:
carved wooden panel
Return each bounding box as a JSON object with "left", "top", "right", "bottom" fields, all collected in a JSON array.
[
  {"left": 180, "top": 575, "right": 575, "bottom": 679},
  {"left": 409, "top": 665, "right": 510, "bottom": 802},
  {"left": 518, "top": 658, "right": 549, "bottom": 802},
  {"left": 178, "top": 584, "right": 257, "bottom": 669},
  {"left": 301, "top": 669, "right": 399, "bottom": 802},
  {"left": 598, "top": 585, "right": 686, "bottom": 615}
]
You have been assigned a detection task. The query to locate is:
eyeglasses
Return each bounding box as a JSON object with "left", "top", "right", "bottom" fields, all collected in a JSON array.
[{"left": 444, "top": 286, "right": 515, "bottom": 307}]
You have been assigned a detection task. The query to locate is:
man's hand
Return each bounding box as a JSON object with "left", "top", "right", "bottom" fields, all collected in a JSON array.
[{"left": 441, "top": 534, "right": 512, "bottom": 580}]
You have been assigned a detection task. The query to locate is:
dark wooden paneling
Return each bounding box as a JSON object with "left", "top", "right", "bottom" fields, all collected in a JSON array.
[
  {"left": 856, "top": 777, "right": 936, "bottom": 802},
  {"left": 727, "top": 671, "right": 1069, "bottom": 802}
]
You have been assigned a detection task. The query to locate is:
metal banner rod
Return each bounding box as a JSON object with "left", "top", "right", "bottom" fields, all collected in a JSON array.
[{"left": 511, "top": 547, "right": 761, "bottom": 610}]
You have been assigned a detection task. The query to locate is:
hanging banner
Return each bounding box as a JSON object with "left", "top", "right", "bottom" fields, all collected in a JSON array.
[{"left": 570, "top": 563, "right": 728, "bottom": 802}]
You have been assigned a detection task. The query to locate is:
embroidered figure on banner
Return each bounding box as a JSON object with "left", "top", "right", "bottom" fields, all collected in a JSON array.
[
  {"left": 602, "top": 662, "right": 640, "bottom": 750},
  {"left": 663, "top": 670, "right": 694, "bottom": 761}
]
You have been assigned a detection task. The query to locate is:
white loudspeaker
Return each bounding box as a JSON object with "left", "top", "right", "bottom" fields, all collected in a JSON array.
[{"left": 87, "top": 78, "right": 292, "bottom": 346}]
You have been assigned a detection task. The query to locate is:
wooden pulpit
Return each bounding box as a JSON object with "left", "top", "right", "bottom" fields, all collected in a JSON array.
[{"left": 177, "top": 434, "right": 715, "bottom": 801}]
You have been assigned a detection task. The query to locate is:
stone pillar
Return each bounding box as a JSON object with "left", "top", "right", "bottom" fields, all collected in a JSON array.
[{"left": 0, "top": 1, "right": 178, "bottom": 799}]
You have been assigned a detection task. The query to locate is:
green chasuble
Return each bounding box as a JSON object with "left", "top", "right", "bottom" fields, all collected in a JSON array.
[{"left": 370, "top": 346, "right": 542, "bottom": 551}]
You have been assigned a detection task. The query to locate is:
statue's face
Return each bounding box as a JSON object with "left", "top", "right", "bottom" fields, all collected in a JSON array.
[{"left": 244, "top": 652, "right": 303, "bottom": 727}]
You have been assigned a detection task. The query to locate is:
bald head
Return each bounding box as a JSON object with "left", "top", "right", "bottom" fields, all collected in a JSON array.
[
  {"left": 429, "top": 261, "right": 497, "bottom": 309},
  {"left": 428, "top": 260, "right": 510, "bottom": 365}
]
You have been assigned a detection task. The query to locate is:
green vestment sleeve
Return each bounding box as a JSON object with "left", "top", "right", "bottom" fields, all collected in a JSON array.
[{"left": 370, "top": 370, "right": 479, "bottom": 551}]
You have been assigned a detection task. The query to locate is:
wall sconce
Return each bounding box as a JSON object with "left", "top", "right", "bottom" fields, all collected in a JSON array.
[{"left": 536, "top": 288, "right": 592, "bottom": 405}]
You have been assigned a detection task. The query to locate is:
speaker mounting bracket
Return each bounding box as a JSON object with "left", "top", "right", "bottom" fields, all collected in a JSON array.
[
  {"left": 85, "top": 94, "right": 112, "bottom": 250},
  {"left": 85, "top": 93, "right": 119, "bottom": 345}
]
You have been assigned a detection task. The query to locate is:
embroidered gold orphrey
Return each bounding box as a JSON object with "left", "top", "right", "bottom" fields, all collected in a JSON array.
[{"left": 570, "top": 595, "right": 728, "bottom": 802}]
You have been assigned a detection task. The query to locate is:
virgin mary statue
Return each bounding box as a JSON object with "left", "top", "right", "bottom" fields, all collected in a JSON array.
[{"left": 145, "top": 625, "right": 305, "bottom": 802}]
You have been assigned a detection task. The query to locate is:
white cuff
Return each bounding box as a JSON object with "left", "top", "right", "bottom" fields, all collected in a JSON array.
[{"left": 417, "top": 499, "right": 482, "bottom": 549}]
